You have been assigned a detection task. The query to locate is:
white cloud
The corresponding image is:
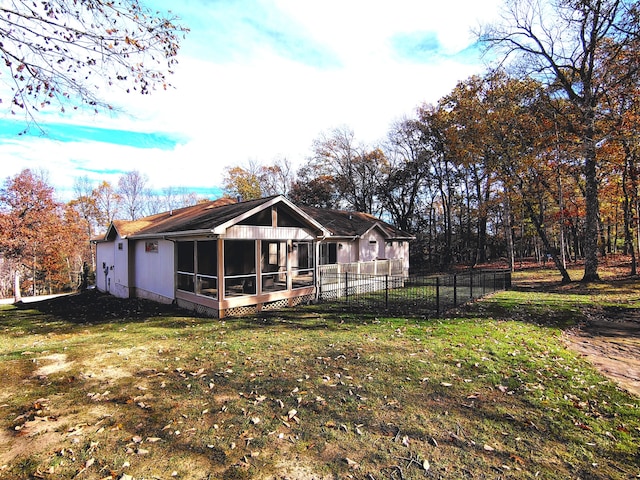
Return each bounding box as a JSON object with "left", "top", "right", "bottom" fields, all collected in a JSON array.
[{"left": 0, "top": 0, "right": 503, "bottom": 201}]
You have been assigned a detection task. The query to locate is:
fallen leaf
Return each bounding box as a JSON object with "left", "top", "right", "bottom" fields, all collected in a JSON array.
[
  {"left": 483, "top": 444, "right": 495, "bottom": 451},
  {"left": 345, "top": 457, "right": 359, "bottom": 469},
  {"left": 575, "top": 422, "right": 592, "bottom": 431},
  {"left": 423, "top": 459, "right": 430, "bottom": 471}
]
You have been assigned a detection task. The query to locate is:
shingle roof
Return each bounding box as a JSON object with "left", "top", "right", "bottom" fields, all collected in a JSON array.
[
  {"left": 99, "top": 196, "right": 412, "bottom": 241},
  {"left": 299, "top": 205, "right": 413, "bottom": 239},
  {"left": 110, "top": 196, "right": 247, "bottom": 238}
]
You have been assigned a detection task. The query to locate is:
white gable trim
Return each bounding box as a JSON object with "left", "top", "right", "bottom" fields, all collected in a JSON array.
[{"left": 211, "top": 195, "right": 330, "bottom": 236}]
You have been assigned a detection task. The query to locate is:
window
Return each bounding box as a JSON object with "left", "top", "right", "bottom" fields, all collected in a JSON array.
[
  {"left": 118, "top": 242, "right": 123, "bottom": 250},
  {"left": 224, "top": 240, "right": 256, "bottom": 297},
  {"left": 145, "top": 241, "right": 158, "bottom": 253},
  {"left": 292, "top": 241, "right": 314, "bottom": 288},
  {"left": 320, "top": 243, "right": 337, "bottom": 264}
]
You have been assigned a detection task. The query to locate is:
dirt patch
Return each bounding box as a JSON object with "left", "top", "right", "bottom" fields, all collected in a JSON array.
[
  {"left": 508, "top": 263, "right": 640, "bottom": 398},
  {"left": 565, "top": 307, "right": 640, "bottom": 397},
  {"left": 566, "top": 310, "right": 640, "bottom": 397},
  {"left": 33, "top": 353, "right": 74, "bottom": 377}
]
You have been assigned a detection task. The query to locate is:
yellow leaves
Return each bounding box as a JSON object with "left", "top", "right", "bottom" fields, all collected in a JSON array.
[{"left": 125, "top": 36, "right": 144, "bottom": 50}]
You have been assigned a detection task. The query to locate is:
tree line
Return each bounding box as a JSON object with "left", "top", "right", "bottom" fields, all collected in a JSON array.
[
  {"left": 226, "top": 0, "right": 640, "bottom": 283},
  {"left": 0, "top": 169, "right": 208, "bottom": 299}
]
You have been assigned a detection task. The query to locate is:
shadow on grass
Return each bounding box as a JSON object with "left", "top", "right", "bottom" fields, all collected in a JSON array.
[
  {"left": 6, "top": 273, "right": 640, "bottom": 336},
  {"left": 2, "top": 290, "right": 368, "bottom": 337}
]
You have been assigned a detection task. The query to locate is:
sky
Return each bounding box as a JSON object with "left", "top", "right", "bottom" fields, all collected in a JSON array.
[{"left": 0, "top": 0, "right": 502, "bottom": 201}]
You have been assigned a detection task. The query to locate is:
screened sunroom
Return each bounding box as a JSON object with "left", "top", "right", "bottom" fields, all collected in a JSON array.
[{"left": 170, "top": 197, "right": 325, "bottom": 317}]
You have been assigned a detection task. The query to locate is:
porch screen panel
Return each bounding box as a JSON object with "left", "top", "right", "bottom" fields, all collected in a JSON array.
[
  {"left": 177, "top": 241, "right": 195, "bottom": 293},
  {"left": 197, "top": 240, "right": 218, "bottom": 298},
  {"left": 224, "top": 240, "right": 256, "bottom": 297},
  {"left": 292, "top": 241, "right": 314, "bottom": 288},
  {"left": 261, "top": 240, "right": 287, "bottom": 292}
]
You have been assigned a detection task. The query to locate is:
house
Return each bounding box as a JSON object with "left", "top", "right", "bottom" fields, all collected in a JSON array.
[
  {"left": 300, "top": 205, "right": 412, "bottom": 275},
  {"left": 92, "top": 195, "right": 412, "bottom": 318}
]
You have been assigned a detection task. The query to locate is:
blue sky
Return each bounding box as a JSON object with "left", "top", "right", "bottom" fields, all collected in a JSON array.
[{"left": 0, "top": 0, "right": 501, "bottom": 201}]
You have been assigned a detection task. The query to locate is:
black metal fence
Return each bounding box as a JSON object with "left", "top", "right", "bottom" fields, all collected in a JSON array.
[{"left": 318, "top": 269, "right": 511, "bottom": 317}]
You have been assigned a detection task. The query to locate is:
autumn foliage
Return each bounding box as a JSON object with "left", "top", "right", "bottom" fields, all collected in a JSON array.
[{"left": 0, "top": 170, "right": 88, "bottom": 298}]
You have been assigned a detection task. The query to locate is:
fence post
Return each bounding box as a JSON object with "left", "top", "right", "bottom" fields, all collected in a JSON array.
[
  {"left": 344, "top": 271, "right": 349, "bottom": 301},
  {"left": 453, "top": 274, "right": 457, "bottom": 307},
  {"left": 436, "top": 276, "right": 440, "bottom": 315},
  {"left": 469, "top": 270, "right": 473, "bottom": 300},
  {"left": 385, "top": 275, "right": 389, "bottom": 309}
]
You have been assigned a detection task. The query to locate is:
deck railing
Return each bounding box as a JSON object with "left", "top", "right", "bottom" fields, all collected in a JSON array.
[{"left": 318, "top": 259, "right": 406, "bottom": 277}]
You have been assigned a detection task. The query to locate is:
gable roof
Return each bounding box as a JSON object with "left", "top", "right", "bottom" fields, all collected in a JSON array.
[
  {"left": 100, "top": 196, "right": 328, "bottom": 240},
  {"left": 95, "top": 196, "right": 413, "bottom": 242},
  {"left": 299, "top": 206, "right": 413, "bottom": 240}
]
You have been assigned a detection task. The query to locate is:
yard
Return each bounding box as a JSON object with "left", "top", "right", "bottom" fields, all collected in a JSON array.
[{"left": 0, "top": 267, "right": 639, "bottom": 479}]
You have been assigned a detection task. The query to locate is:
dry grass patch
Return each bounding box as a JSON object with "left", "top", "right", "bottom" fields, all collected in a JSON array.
[{"left": 0, "top": 280, "right": 638, "bottom": 479}]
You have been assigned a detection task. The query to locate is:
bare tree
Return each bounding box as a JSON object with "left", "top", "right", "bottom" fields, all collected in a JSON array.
[
  {"left": 118, "top": 170, "right": 148, "bottom": 220},
  {"left": 381, "top": 117, "right": 433, "bottom": 233},
  {"left": 479, "top": 0, "right": 640, "bottom": 281},
  {"left": 161, "top": 186, "right": 200, "bottom": 211},
  {"left": 0, "top": 0, "right": 188, "bottom": 122},
  {"left": 93, "top": 181, "right": 121, "bottom": 227},
  {"left": 310, "top": 126, "right": 383, "bottom": 214},
  {"left": 259, "top": 157, "right": 295, "bottom": 197}
]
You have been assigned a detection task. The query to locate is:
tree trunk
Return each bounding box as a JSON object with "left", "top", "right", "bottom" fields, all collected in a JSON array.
[
  {"left": 13, "top": 271, "right": 22, "bottom": 303},
  {"left": 524, "top": 200, "right": 572, "bottom": 283},
  {"left": 622, "top": 144, "right": 638, "bottom": 276},
  {"left": 582, "top": 123, "right": 600, "bottom": 282},
  {"left": 504, "top": 195, "right": 515, "bottom": 272}
]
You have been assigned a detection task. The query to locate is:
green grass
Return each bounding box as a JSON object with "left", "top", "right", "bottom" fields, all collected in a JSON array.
[{"left": 0, "top": 273, "right": 638, "bottom": 479}]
